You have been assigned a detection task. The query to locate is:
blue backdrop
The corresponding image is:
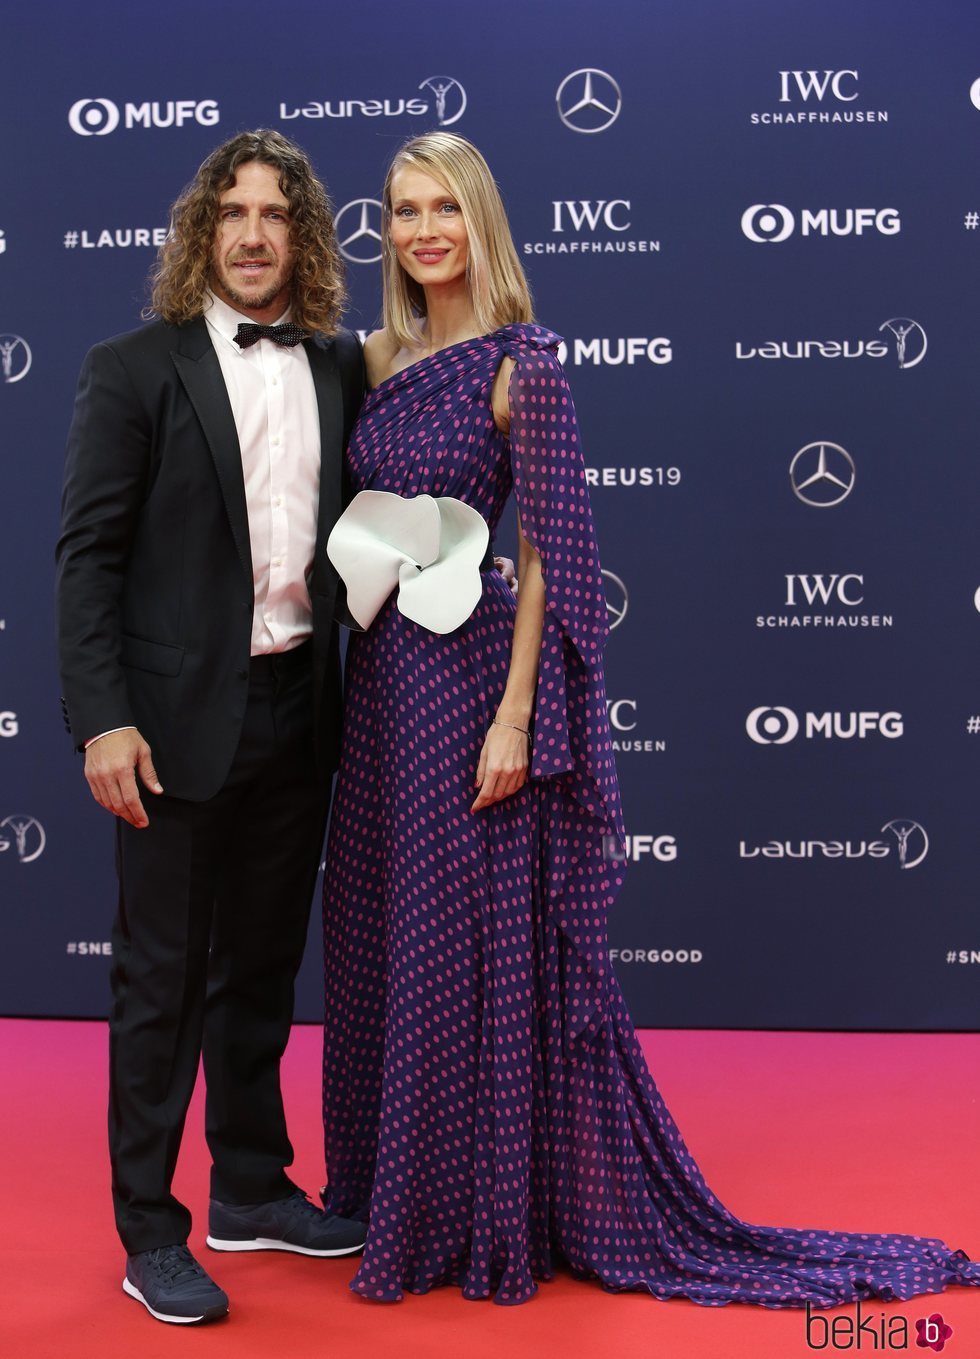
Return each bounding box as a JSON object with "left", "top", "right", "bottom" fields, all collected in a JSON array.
[{"left": 2, "top": 0, "right": 978, "bottom": 1027}]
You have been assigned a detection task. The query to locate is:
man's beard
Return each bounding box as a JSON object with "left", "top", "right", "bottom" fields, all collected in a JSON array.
[{"left": 214, "top": 253, "right": 293, "bottom": 313}]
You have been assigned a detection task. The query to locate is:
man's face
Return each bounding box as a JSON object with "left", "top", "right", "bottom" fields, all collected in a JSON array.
[{"left": 211, "top": 161, "right": 294, "bottom": 321}]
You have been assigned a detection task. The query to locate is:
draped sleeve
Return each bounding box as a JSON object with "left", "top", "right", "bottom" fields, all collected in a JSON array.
[{"left": 498, "top": 323, "right": 627, "bottom": 1049}]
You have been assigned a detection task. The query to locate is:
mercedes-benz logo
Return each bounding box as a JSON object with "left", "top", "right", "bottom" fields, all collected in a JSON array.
[
  {"left": 879, "top": 318, "right": 927, "bottom": 370},
  {"left": 0, "top": 814, "right": 46, "bottom": 864},
  {"left": 335, "top": 199, "right": 383, "bottom": 265},
  {"left": 418, "top": 76, "right": 467, "bottom": 127},
  {"left": 789, "top": 441, "right": 856, "bottom": 508},
  {"left": 0, "top": 334, "right": 32, "bottom": 384},
  {"left": 881, "top": 819, "right": 929, "bottom": 870},
  {"left": 556, "top": 69, "right": 622, "bottom": 134},
  {"left": 68, "top": 97, "right": 120, "bottom": 136},
  {"left": 602, "top": 569, "right": 628, "bottom": 630}
]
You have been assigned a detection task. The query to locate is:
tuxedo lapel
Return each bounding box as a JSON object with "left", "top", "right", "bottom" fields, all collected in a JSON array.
[
  {"left": 171, "top": 319, "right": 252, "bottom": 586},
  {"left": 306, "top": 335, "right": 343, "bottom": 575}
]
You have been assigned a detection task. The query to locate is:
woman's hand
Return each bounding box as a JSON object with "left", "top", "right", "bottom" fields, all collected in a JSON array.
[
  {"left": 494, "top": 555, "right": 518, "bottom": 597},
  {"left": 471, "top": 721, "right": 530, "bottom": 812}
]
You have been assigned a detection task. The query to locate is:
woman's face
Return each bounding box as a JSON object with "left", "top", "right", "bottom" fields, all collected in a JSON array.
[{"left": 388, "top": 166, "right": 469, "bottom": 293}]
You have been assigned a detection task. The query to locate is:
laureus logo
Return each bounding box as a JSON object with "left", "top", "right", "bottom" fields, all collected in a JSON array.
[
  {"left": 0, "top": 334, "right": 32, "bottom": 384},
  {"left": 740, "top": 818, "right": 928, "bottom": 870},
  {"left": 418, "top": 76, "right": 466, "bottom": 126},
  {"left": 881, "top": 819, "right": 929, "bottom": 870},
  {"left": 735, "top": 317, "right": 925, "bottom": 369},
  {"left": 878, "top": 318, "right": 927, "bottom": 369},
  {"left": 0, "top": 815, "right": 46, "bottom": 864}
]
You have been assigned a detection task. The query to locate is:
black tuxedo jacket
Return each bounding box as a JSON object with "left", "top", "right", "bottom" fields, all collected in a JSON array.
[{"left": 56, "top": 316, "right": 364, "bottom": 801}]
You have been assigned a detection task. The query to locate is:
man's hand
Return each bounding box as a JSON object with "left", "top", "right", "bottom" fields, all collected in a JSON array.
[
  {"left": 84, "top": 728, "right": 163, "bottom": 828},
  {"left": 494, "top": 555, "right": 518, "bottom": 597}
]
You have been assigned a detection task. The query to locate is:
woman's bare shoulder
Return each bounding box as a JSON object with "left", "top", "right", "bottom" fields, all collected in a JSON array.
[{"left": 363, "top": 329, "right": 400, "bottom": 390}]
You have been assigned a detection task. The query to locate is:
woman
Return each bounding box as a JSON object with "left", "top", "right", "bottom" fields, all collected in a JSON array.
[{"left": 320, "top": 131, "right": 978, "bottom": 1307}]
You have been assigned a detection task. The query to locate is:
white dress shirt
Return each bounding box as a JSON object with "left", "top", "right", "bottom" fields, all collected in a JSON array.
[{"left": 204, "top": 289, "right": 321, "bottom": 656}]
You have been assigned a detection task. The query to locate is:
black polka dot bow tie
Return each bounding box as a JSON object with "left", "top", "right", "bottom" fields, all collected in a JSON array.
[{"left": 234, "top": 322, "right": 307, "bottom": 349}]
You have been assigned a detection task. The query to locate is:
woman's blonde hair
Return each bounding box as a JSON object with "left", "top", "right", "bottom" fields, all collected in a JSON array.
[
  {"left": 381, "top": 132, "right": 533, "bottom": 349},
  {"left": 146, "top": 129, "right": 346, "bottom": 334}
]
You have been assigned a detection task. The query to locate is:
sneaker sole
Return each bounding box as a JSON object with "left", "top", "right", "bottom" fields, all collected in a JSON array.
[
  {"left": 122, "top": 1277, "right": 228, "bottom": 1324},
  {"left": 205, "top": 1234, "right": 365, "bottom": 1258}
]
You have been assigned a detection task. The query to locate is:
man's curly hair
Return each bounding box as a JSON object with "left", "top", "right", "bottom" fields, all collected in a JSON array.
[{"left": 147, "top": 129, "right": 346, "bottom": 334}]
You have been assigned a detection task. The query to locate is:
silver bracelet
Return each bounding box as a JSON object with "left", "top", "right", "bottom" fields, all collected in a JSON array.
[{"left": 492, "top": 718, "right": 531, "bottom": 740}]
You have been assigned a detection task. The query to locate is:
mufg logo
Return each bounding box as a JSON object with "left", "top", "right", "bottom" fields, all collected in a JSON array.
[
  {"left": 746, "top": 707, "right": 903, "bottom": 743},
  {"left": 742, "top": 204, "right": 900, "bottom": 241},
  {"left": 68, "top": 98, "right": 220, "bottom": 135}
]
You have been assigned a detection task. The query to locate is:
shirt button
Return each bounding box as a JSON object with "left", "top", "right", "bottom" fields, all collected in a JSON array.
[
  {"left": 271, "top": 558, "right": 281, "bottom": 568},
  {"left": 272, "top": 436, "right": 281, "bottom": 446},
  {"left": 271, "top": 376, "right": 279, "bottom": 386},
  {"left": 274, "top": 496, "right": 283, "bottom": 508}
]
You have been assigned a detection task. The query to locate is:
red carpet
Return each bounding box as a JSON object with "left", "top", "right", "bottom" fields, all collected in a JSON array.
[{"left": 2, "top": 1020, "right": 978, "bottom": 1359}]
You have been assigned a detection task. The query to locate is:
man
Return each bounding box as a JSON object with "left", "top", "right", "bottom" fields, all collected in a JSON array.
[{"left": 56, "top": 130, "right": 367, "bottom": 1325}]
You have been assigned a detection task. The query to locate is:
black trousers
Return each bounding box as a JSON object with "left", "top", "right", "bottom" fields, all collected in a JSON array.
[{"left": 108, "top": 645, "right": 330, "bottom": 1254}]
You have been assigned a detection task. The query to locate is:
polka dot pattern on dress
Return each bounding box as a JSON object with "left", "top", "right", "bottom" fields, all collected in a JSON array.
[{"left": 321, "top": 323, "right": 980, "bottom": 1307}]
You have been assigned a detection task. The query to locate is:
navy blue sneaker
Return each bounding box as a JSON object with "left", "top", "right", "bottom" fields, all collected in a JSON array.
[
  {"left": 123, "top": 1244, "right": 229, "bottom": 1325},
  {"left": 206, "top": 1188, "right": 367, "bottom": 1257}
]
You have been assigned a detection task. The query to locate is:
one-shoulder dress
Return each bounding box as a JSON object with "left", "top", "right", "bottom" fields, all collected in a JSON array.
[{"left": 321, "top": 323, "right": 978, "bottom": 1307}]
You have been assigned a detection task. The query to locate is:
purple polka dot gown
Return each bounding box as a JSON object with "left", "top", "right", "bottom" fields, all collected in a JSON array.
[{"left": 321, "top": 324, "right": 979, "bottom": 1307}]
